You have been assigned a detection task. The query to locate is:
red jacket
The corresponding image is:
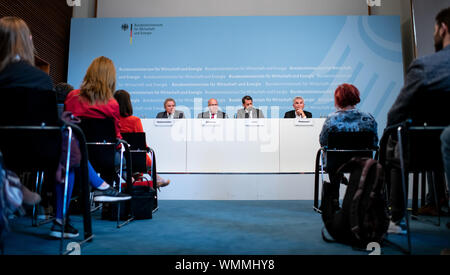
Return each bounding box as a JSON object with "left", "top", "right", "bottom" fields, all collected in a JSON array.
[
  {"left": 120, "top": 115, "right": 144, "bottom": 133},
  {"left": 64, "top": 89, "right": 122, "bottom": 139}
]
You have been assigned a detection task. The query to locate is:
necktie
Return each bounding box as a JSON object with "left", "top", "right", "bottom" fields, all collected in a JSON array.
[
  {"left": 245, "top": 112, "right": 249, "bottom": 118},
  {"left": 211, "top": 113, "right": 215, "bottom": 119}
]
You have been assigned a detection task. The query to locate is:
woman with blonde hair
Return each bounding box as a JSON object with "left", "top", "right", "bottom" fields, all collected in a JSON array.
[
  {"left": 65, "top": 56, "right": 122, "bottom": 139},
  {"left": 0, "top": 16, "right": 52, "bottom": 90},
  {"left": 60, "top": 56, "right": 132, "bottom": 238}
]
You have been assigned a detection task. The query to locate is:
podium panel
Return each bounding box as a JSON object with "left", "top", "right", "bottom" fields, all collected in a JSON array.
[
  {"left": 142, "top": 119, "right": 187, "bottom": 172},
  {"left": 142, "top": 118, "right": 325, "bottom": 173},
  {"left": 186, "top": 119, "right": 279, "bottom": 172},
  {"left": 279, "top": 118, "right": 325, "bottom": 172}
]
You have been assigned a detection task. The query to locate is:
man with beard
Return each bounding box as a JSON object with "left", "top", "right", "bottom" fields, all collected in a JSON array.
[{"left": 385, "top": 7, "right": 450, "bottom": 234}]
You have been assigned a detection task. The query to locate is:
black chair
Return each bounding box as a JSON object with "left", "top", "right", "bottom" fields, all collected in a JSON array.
[
  {"left": 0, "top": 88, "right": 93, "bottom": 255},
  {"left": 378, "top": 89, "right": 450, "bottom": 254},
  {"left": 78, "top": 118, "right": 133, "bottom": 228},
  {"left": 121, "top": 132, "right": 149, "bottom": 174},
  {"left": 313, "top": 131, "right": 379, "bottom": 213},
  {"left": 380, "top": 123, "right": 448, "bottom": 254},
  {"left": 121, "top": 132, "right": 158, "bottom": 212}
]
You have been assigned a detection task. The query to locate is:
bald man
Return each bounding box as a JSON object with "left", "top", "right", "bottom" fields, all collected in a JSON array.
[{"left": 197, "top": 98, "right": 228, "bottom": 119}]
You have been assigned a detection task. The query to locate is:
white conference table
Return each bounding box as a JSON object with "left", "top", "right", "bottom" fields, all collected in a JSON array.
[{"left": 141, "top": 118, "right": 325, "bottom": 173}]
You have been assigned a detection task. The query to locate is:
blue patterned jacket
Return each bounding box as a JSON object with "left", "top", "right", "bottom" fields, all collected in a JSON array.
[{"left": 319, "top": 109, "right": 378, "bottom": 147}]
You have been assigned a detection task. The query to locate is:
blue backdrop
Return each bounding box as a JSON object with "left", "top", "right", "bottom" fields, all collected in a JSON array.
[{"left": 68, "top": 16, "right": 404, "bottom": 134}]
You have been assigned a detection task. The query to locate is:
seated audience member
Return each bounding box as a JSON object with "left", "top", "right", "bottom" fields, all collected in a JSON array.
[
  {"left": 319, "top": 83, "right": 378, "bottom": 207},
  {"left": 114, "top": 89, "right": 170, "bottom": 189},
  {"left": 284, "top": 96, "right": 312, "bottom": 118},
  {"left": 0, "top": 16, "right": 49, "bottom": 206},
  {"left": 156, "top": 98, "right": 184, "bottom": 119},
  {"left": 235, "top": 95, "right": 264, "bottom": 118},
  {"left": 54, "top": 82, "right": 74, "bottom": 104},
  {"left": 65, "top": 56, "right": 122, "bottom": 139},
  {"left": 0, "top": 17, "right": 53, "bottom": 90},
  {"left": 385, "top": 7, "right": 450, "bottom": 234},
  {"left": 197, "top": 98, "right": 228, "bottom": 119},
  {"left": 62, "top": 56, "right": 132, "bottom": 238}
]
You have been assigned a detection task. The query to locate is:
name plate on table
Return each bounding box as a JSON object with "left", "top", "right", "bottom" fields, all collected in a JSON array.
[
  {"left": 154, "top": 119, "right": 174, "bottom": 126},
  {"left": 245, "top": 119, "right": 264, "bottom": 126},
  {"left": 201, "top": 119, "right": 221, "bottom": 127},
  {"left": 294, "top": 118, "right": 313, "bottom": 126}
]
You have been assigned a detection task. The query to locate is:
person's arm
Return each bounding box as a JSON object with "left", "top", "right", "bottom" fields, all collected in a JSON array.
[
  {"left": 365, "top": 113, "right": 379, "bottom": 147},
  {"left": 296, "top": 109, "right": 306, "bottom": 118},
  {"left": 136, "top": 117, "right": 151, "bottom": 150},
  {"left": 136, "top": 117, "right": 144, "bottom": 133},
  {"left": 111, "top": 103, "right": 122, "bottom": 139},
  {"left": 387, "top": 59, "right": 425, "bottom": 126},
  {"left": 372, "top": 118, "right": 379, "bottom": 147},
  {"left": 319, "top": 116, "right": 332, "bottom": 146}
]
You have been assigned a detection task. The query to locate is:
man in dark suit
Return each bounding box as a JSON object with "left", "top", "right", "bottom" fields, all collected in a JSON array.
[
  {"left": 156, "top": 98, "right": 184, "bottom": 119},
  {"left": 197, "top": 98, "right": 228, "bottom": 118},
  {"left": 284, "top": 96, "right": 312, "bottom": 118},
  {"left": 386, "top": 7, "right": 450, "bottom": 234}
]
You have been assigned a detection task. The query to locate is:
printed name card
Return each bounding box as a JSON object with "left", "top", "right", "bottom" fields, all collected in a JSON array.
[
  {"left": 294, "top": 118, "right": 313, "bottom": 126},
  {"left": 201, "top": 120, "right": 221, "bottom": 127},
  {"left": 245, "top": 119, "right": 264, "bottom": 126},
  {"left": 154, "top": 119, "right": 174, "bottom": 126}
]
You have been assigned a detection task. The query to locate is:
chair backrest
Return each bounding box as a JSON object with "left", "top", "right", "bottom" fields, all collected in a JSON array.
[
  {"left": 78, "top": 118, "right": 116, "bottom": 143},
  {"left": 0, "top": 88, "right": 62, "bottom": 171},
  {"left": 403, "top": 89, "right": 449, "bottom": 171},
  {"left": 121, "top": 132, "right": 148, "bottom": 173},
  {"left": 402, "top": 126, "right": 445, "bottom": 172},
  {"left": 408, "top": 89, "right": 450, "bottom": 126},
  {"left": 0, "top": 87, "right": 60, "bottom": 126},
  {"left": 78, "top": 118, "right": 117, "bottom": 173},
  {"left": 121, "top": 132, "right": 146, "bottom": 151},
  {"left": 327, "top": 131, "right": 377, "bottom": 150},
  {"left": 325, "top": 131, "right": 378, "bottom": 172}
]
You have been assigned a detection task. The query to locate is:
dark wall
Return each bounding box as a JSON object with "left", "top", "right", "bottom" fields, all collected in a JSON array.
[
  {"left": 412, "top": 0, "right": 450, "bottom": 58},
  {"left": 0, "top": 0, "right": 73, "bottom": 85}
]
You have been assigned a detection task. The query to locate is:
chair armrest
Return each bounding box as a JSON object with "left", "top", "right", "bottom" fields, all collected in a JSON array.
[
  {"left": 383, "top": 120, "right": 412, "bottom": 135},
  {"left": 116, "top": 138, "right": 129, "bottom": 147}
]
